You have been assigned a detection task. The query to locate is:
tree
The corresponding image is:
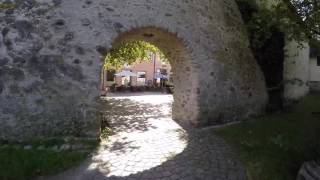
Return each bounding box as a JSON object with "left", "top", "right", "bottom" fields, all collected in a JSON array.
[
  {"left": 280, "top": 0, "right": 320, "bottom": 50},
  {"left": 104, "top": 41, "right": 166, "bottom": 70},
  {"left": 281, "top": 0, "right": 319, "bottom": 39},
  {"left": 235, "top": 0, "right": 319, "bottom": 109},
  {"left": 237, "top": 0, "right": 319, "bottom": 48}
]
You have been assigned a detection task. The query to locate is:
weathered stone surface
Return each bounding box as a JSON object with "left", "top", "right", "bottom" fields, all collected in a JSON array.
[
  {"left": 0, "top": 0, "right": 268, "bottom": 140},
  {"left": 0, "top": 80, "right": 4, "bottom": 94},
  {"left": 0, "top": 58, "right": 9, "bottom": 66},
  {"left": 52, "top": 0, "right": 62, "bottom": 6}
]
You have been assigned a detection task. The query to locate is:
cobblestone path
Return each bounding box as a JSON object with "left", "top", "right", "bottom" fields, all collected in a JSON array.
[{"left": 43, "top": 93, "right": 246, "bottom": 180}]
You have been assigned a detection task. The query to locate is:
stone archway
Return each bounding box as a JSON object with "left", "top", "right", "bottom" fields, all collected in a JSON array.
[
  {"left": 107, "top": 27, "right": 199, "bottom": 127},
  {"left": 0, "top": 0, "right": 267, "bottom": 140}
]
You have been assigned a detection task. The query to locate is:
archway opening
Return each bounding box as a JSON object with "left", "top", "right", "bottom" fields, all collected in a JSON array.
[
  {"left": 100, "top": 40, "right": 175, "bottom": 136},
  {"left": 95, "top": 27, "right": 198, "bottom": 176},
  {"left": 100, "top": 27, "right": 199, "bottom": 130},
  {"left": 101, "top": 40, "right": 173, "bottom": 96}
]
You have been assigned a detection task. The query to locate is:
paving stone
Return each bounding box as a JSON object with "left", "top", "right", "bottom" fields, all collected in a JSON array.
[{"left": 43, "top": 94, "right": 246, "bottom": 180}]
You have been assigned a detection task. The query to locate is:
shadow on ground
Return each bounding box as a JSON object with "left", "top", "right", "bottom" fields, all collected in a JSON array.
[
  {"left": 102, "top": 98, "right": 172, "bottom": 133},
  {"left": 41, "top": 93, "right": 246, "bottom": 180}
]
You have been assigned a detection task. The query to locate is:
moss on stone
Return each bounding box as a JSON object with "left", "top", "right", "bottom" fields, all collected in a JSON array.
[{"left": 0, "top": 3, "right": 17, "bottom": 10}]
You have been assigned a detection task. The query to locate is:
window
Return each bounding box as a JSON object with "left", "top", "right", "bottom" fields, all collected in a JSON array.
[
  {"left": 317, "top": 56, "right": 320, "bottom": 66},
  {"left": 137, "top": 72, "right": 146, "bottom": 86},
  {"left": 138, "top": 72, "right": 146, "bottom": 78},
  {"left": 160, "top": 69, "right": 168, "bottom": 75},
  {"left": 121, "top": 76, "right": 130, "bottom": 86},
  {"left": 106, "top": 70, "right": 115, "bottom": 81}
]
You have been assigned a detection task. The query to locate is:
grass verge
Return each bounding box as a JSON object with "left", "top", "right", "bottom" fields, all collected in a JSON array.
[
  {"left": 0, "top": 148, "right": 88, "bottom": 180},
  {"left": 0, "top": 138, "right": 99, "bottom": 180},
  {"left": 216, "top": 94, "right": 320, "bottom": 180}
]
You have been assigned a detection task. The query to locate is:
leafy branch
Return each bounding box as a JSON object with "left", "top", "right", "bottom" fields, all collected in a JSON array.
[
  {"left": 104, "top": 41, "right": 166, "bottom": 70},
  {"left": 237, "top": 0, "right": 319, "bottom": 49}
]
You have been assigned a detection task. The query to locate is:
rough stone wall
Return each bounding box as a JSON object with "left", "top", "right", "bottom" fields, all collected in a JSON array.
[
  {"left": 284, "top": 40, "right": 310, "bottom": 100},
  {"left": 0, "top": 0, "right": 267, "bottom": 140}
]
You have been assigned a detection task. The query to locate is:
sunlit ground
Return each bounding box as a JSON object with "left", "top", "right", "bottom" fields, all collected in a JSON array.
[
  {"left": 93, "top": 92, "right": 188, "bottom": 177},
  {"left": 44, "top": 92, "right": 246, "bottom": 180}
]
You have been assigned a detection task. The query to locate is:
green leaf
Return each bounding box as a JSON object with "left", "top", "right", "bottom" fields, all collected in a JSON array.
[{"left": 104, "top": 41, "right": 167, "bottom": 70}]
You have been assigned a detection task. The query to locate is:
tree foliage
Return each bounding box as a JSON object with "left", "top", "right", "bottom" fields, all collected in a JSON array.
[
  {"left": 281, "top": 0, "right": 319, "bottom": 39},
  {"left": 104, "top": 0, "right": 319, "bottom": 71},
  {"left": 237, "top": 0, "right": 319, "bottom": 48},
  {"left": 104, "top": 41, "right": 166, "bottom": 70}
]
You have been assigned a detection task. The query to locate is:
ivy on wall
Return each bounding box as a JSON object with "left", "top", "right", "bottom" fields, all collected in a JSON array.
[
  {"left": 237, "top": 0, "right": 319, "bottom": 47},
  {"left": 236, "top": 0, "right": 318, "bottom": 109},
  {"left": 236, "top": 0, "right": 286, "bottom": 110},
  {"left": 0, "top": 2, "right": 16, "bottom": 9}
]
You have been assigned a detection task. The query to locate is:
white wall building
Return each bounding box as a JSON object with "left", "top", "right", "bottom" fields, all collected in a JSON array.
[
  {"left": 283, "top": 41, "right": 320, "bottom": 101},
  {"left": 284, "top": 40, "right": 310, "bottom": 100},
  {"left": 309, "top": 48, "right": 320, "bottom": 91}
]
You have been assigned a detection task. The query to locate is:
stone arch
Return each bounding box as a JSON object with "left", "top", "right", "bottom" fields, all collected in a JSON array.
[
  {"left": 0, "top": 0, "right": 268, "bottom": 140},
  {"left": 106, "top": 27, "right": 200, "bottom": 127}
]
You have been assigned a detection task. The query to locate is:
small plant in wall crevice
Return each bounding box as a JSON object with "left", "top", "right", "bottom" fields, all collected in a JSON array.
[{"left": 100, "top": 127, "right": 113, "bottom": 140}]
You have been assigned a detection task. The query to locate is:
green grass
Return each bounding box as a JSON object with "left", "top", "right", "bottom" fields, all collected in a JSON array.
[
  {"left": 216, "top": 94, "right": 320, "bottom": 180},
  {"left": 0, "top": 148, "right": 88, "bottom": 180},
  {"left": 0, "top": 137, "right": 101, "bottom": 180}
]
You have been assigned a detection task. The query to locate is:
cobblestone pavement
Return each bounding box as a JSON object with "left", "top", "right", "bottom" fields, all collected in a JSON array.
[{"left": 43, "top": 93, "right": 246, "bottom": 180}]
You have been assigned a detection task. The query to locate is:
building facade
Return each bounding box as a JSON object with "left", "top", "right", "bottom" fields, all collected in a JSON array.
[
  {"left": 101, "top": 53, "right": 172, "bottom": 90},
  {"left": 309, "top": 48, "right": 320, "bottom": 91}
]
